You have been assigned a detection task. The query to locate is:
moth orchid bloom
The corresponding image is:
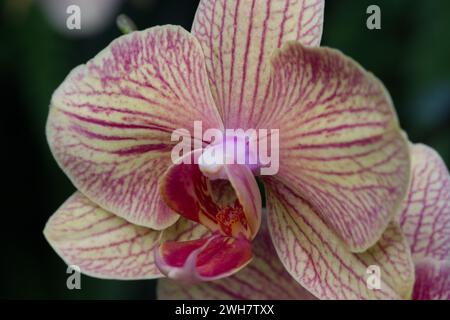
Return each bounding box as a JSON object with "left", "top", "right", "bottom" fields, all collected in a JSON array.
[
  {"left": 158, "top": 144, "right": 450, "bottom": 300},
  {"left": 45, "top": 0, "right": 414, "bottom": 298}
]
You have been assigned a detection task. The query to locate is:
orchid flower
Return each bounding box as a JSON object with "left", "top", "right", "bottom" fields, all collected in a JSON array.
[
  {"left": 158, "top": 144, "right": 450, "bottom": 300},
  {"left": 45, "top": 0, "right": 416, "bottom": 299}
]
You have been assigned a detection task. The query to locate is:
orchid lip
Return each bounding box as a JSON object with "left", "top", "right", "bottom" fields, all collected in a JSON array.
[
  {"left": 155, "top": 148, "right": 262, "bottom": 281},
  {"left": 155, "top": 231, "right": 253, "bottom": 283},
  {"left": 160, "top": 148, "right": 261, "bottom": 240}
]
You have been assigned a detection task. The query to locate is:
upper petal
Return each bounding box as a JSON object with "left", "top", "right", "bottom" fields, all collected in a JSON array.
[
  {"left": 400, "top": 144, "right": 450, "bottom": 261},
  {"left": 157, "top": 215, "right": 316, "bottom": 300},
  {"left": 46, "top": 26, "right": 222, "bottom": 230},
  {"left": 192, "top": 0, "right": 324, "bottom": 128},
  {"left": 266, "top": 180, "right": 415, "bottom": 300},
  {"left": 43, "top": 192, "right": 163, "bottom": 279},
  {"left": 264, "top": 43, "right": 410, "bottom": 251}
]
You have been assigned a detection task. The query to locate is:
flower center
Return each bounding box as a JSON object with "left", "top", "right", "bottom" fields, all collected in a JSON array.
[{"left": 198, "top": 135, "right": 259, "bottom": 180}]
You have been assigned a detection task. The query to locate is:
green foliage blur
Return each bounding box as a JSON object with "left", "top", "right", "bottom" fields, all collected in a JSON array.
[{"left": 0, "top": 0, "right": 449, "bottom": 299}]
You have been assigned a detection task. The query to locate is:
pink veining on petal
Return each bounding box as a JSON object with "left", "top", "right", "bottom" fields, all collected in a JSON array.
[
  {"left": 263, "top": 43, "right": 410, "bottom": 251},
  {"left": 44, "top": 192, "right": 163, "bottom": 279},
  {"left": 400, "top": 144, "right": 450, "bottom": 261},
  {"left": 266, "top": 179, "right": 414, "bottom": 300},
  {"left": 399, "top": 144, "right": 450, "bottom": 300},
  {"left": 192, "top": 0, "right": 324, "bottom": 128},
  {"left": 47, "top": 25, "right": 222, "bottom": 230}
]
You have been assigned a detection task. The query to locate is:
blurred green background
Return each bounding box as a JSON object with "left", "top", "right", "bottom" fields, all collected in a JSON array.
[{"left": 0, "top": 0, "right": 449, "bottom": 299}]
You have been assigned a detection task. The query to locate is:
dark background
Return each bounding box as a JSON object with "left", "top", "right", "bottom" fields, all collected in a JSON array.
[{"left": 1, "top": 0, "right": 449, "bottom": 299}]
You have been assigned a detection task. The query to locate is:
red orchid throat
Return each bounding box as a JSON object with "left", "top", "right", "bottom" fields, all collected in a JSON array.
[
  {"left": 155, "top": 151, "right": 261, "bottom": 282},
  {"left": 215, "top": 201, "right": 250, "bottom": 239}
]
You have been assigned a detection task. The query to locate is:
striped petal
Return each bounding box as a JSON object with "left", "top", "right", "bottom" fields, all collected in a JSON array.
[
  {"left": 399, "top": 144, "right": 450, "bottom": 300},
  {"left": 43, "top": 192, "right": 163, "bottom": 279},
  {"left": 160, "top": 151, "right": 261, "bottom": 240},
  {"left": 155, "top": 234, "right": 252, "bottom": 282},
  {"left": 264, "top": 43, "right": 410, "bottom": 251},
  {"left": 400, "top": 144, "right": 450, "bottom": 261},
  {"left": 192, "top": 0, "right": 324, "bottom": 128},
  {"left": 46, "top": 26, "right": 222, "bottom": 230},
  {"left": 413, "top": 259, "right": 450, "bottom": 300},
  {"left": 157, "top": 216, "right": 316, "bottom": 300},
  {"left": 266, "top": 181, "right": 415, "bottom": 300}
]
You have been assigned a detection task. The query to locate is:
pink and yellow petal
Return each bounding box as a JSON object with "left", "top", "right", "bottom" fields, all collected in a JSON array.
[
  {"left": 413, "top": 259, "right": 450, "bottom": 300},
  {"left": 266, "top": 181, "right": 414, "bottom": 300},
  {"left": 400, "top": 144, "right": 450, "bottom": 261},
  {"left": 46, "top": 25, "right": 223, "bottom": 230},
  {"left": 155, "top": 234, "right": 252, "bottom": 282},
  {"left": 192, "top": 0, "right": 324, "bottom": 128},
  {"left": 263, "top": 43, "right": 410, "bottom": 251},
  {"left": 43, "top": 192, "right": 163, "bottom": 279}
]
